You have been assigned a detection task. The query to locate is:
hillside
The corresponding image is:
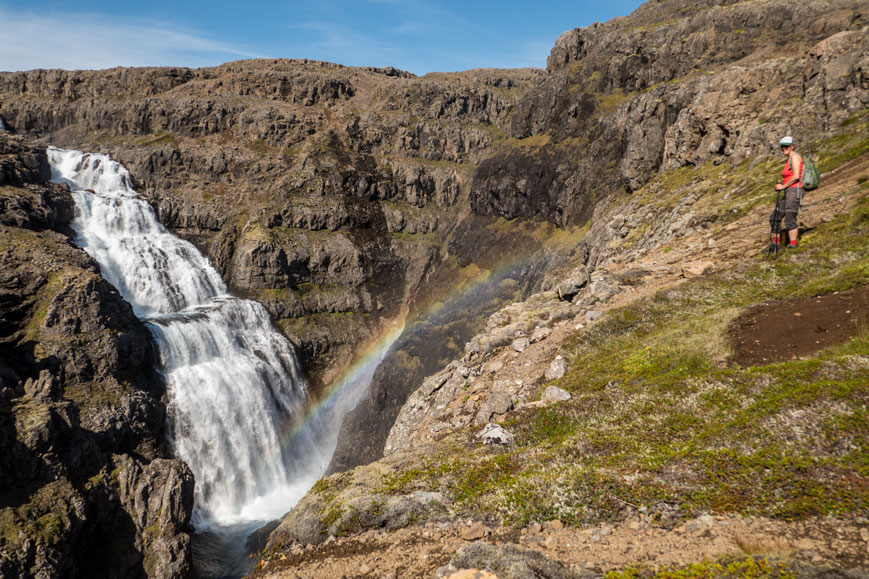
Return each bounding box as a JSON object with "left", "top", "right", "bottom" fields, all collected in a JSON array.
[
  {"left": 0, "top": 0, "right": 867, "bottom": 576},
  {"left": 258, "top": 148, "right": 869, "bottom": 578}
]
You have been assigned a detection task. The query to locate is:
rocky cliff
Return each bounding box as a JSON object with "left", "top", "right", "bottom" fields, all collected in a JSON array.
[
  {"left": 260, "top": 0, "right": 869, "bottom": 570},
  {"left": 0, "top": 134, "right": 193, "bottom": 577},
  {"left": 0, "top": 0, "right": 867, "bottom": 575}
]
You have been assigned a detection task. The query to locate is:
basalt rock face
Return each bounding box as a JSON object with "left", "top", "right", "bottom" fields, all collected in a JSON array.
[
  {"left": 0, "top": 134, "right": 193, "bottom": 578},
  {"left": 0, "top": 61, "right": 547, "bottom": 391}
]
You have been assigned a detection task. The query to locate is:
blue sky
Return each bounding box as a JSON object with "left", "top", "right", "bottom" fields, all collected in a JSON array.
[{"left": 0, "top": 0, "right": 645, "bottom": 75}]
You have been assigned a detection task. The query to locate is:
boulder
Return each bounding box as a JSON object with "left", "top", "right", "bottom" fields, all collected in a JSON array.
[
  {"left": 586, "top": 310, "right": 604, "bottom": 322},
  {"left": 512, "top": 337, "right": 530, "bottom": 352},
  {"left": 556, "top": 266, "right": 590, "bottom": 300},
  {"left": 461, "top": 523, "right": 490, "bottom": 541},
  {"left": 544, "top": 356, "right": 568, "bottom": 381},
  {"left": 541, "top": 386, "right": 571, "bottom": 403},
  {"left": 477, "top": 423, "right": 515, "bottom": 446},
  {"left": 530, "top": 326, "right": 552, "bottom": 343},
  {"left": 589, "top": 280, "right": 620, "bottom": 303},
  {"left": 681, "top": 261, "right": 715, "bottom": 278},
  {"left": 474, "top": 392, "right": 514, "bottom": 425}
]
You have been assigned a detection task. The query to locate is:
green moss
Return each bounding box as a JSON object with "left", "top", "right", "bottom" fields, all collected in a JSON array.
[
  {"left": 311, "top": 472, "right": 352, "bottom": 504},
  {"left": 64, "top": 381, "right": 131, "bottom": 413},
  {"left": 606, "top": 557, "right": 797, "bottom": 579},
  {"left": 814, "top": 111, "right": 869, "bottom": 173},
  {"left": 522, "top": 406, "right": 578, "bottom": 445},
  {"left": 22, "top": 273, "right": 65, "bottom": 344},
  {"left": 249, "top": 139, "right": 269, "bottom": 155},
  {"left": 0, "top": 480, "right": 78, "bottom": 552},
  {"left": 498, "top": 133, "right": 552, "bottom": 153},
  {"left": 135, "top": 132, "right": 175, "bottom": 147},
  {"left": 34, "top": 513, "right": 64, "bottom": 545},
  {"left": 596, "top": 89, "right": 630, "bottom": 114}
]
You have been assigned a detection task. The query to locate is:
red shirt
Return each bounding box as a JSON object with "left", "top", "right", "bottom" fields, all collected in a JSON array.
[{"left": 782, "top": 155, "right": 803, "bottom": 189}]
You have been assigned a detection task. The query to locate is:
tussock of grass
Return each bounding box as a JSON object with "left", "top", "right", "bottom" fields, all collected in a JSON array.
[{"left": 134, "top": 132, "right": 175, "bottom": 147}]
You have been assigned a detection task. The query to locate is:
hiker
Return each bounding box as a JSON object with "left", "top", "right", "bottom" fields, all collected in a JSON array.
[{"left": 769, "top": 136, "right": 804, "bottom": 251}]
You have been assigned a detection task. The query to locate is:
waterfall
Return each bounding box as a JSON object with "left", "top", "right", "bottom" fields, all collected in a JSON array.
[{"left": 48, "top": 147, "right": 326, "bottom": 528}]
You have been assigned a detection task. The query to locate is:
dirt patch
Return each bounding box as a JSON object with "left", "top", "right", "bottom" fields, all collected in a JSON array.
[{"left": 729, "top": 285, "right": 869, "bottom": 366}]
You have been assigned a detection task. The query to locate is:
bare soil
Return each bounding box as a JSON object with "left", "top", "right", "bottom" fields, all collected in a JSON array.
[{"left": 729, "top": 285, "right": 869, "bottom": 366}]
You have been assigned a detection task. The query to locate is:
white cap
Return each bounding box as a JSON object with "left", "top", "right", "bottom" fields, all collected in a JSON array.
[{"left": 778, "top": 136, "right": 795, "bottom": 146}]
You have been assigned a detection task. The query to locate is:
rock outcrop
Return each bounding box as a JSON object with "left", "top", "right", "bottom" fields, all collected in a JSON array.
[
  {"left": 0, "top": 134, "right": 193, "bottom": 578},
  {"left": 267, "top": 0, "right": 869, "bottom": 562}
]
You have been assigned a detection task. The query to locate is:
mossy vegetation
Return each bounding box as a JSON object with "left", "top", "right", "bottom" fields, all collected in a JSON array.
[
  {"left": 134, "top": 132, "right": 175, "bottom": 147},
  {"left": 64, "top": 380, "right": 132, "bottom": 412},
  {"left": 498, "top": 133, "right": 553, "bottom": 153},
  {"left": 606, "top": 557, "right": 797, "bottom": 579},
  {"left": 0, "top": 480, "right": 79, "bottom": 552},
  {"left": 813, "top": 110, "right": 869, "bottom": 173},
  {"left": 248, "top": 138, "right": 269, "bottom": 155},
  {"left": 485, "top": 216, "right": 589, "bottom": 249},
  {"left": 633, "top": 156, "right": 781, "bottom": 225}
]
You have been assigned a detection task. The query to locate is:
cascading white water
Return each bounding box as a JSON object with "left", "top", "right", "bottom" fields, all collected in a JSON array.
[{"left": 48, "top": 147, "right": 327, "bottom": 528}]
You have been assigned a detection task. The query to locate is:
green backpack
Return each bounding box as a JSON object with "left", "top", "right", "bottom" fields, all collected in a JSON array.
[{"left": 800, "top": 156, "right": 820, "bottom": 191}]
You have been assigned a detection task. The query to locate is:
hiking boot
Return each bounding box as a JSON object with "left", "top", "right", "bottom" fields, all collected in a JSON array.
[
  {"left": 785, "top": 242, "right": 798, "bottom": 250},
  {"left": 767, "top": 242, "right": 781, "bottom": 254}
]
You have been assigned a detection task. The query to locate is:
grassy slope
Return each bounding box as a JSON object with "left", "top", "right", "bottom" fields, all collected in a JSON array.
[{"left": 374, "top": 118, "right": 869, "bottom": 530}]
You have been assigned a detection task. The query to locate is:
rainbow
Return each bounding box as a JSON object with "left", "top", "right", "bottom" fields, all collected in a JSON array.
[
  {"left": 276, "top": 318, "right": 407, "bottom": 455},
  {"left": 275, "top": 232, "right": 553, "bottom": 460}
]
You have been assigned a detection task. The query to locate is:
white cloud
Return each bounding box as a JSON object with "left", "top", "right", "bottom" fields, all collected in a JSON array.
[
  {"left": 287, "top": 21, "right": 404, "bottom": 68},
  {"left": 0, "top": 7, "right": 260, "bottom": 72}
]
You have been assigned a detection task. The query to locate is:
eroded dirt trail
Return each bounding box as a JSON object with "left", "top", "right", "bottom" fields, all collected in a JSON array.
[{"left": 730, "top": 284, "right": 869, "bottom": 366}]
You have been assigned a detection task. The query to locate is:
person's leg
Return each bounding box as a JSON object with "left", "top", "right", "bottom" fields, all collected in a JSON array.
[{"left": 783, "top": 188, "right": 802, "bottom": 247}]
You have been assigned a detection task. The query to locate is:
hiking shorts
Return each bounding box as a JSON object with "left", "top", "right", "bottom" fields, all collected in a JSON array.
[{"left": 769, "top": 187, "right": 804, "bottom": 231}]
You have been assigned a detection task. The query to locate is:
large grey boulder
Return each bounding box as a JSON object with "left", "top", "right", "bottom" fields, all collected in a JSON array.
[
  {"left": 542, "top": 386, "right": 572, "bottom": 404},
  {"left": 556, "top": 266, "right": 590, "bottom": 301},
  {"left": 477, "top": 423, "right": 515, "bottom": 446},
  {"left": 474, "top": 392, "right": 514, "bottom": 425},
  {"left": 545, "top": 356, "right": 568, "bottom": 381}
]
